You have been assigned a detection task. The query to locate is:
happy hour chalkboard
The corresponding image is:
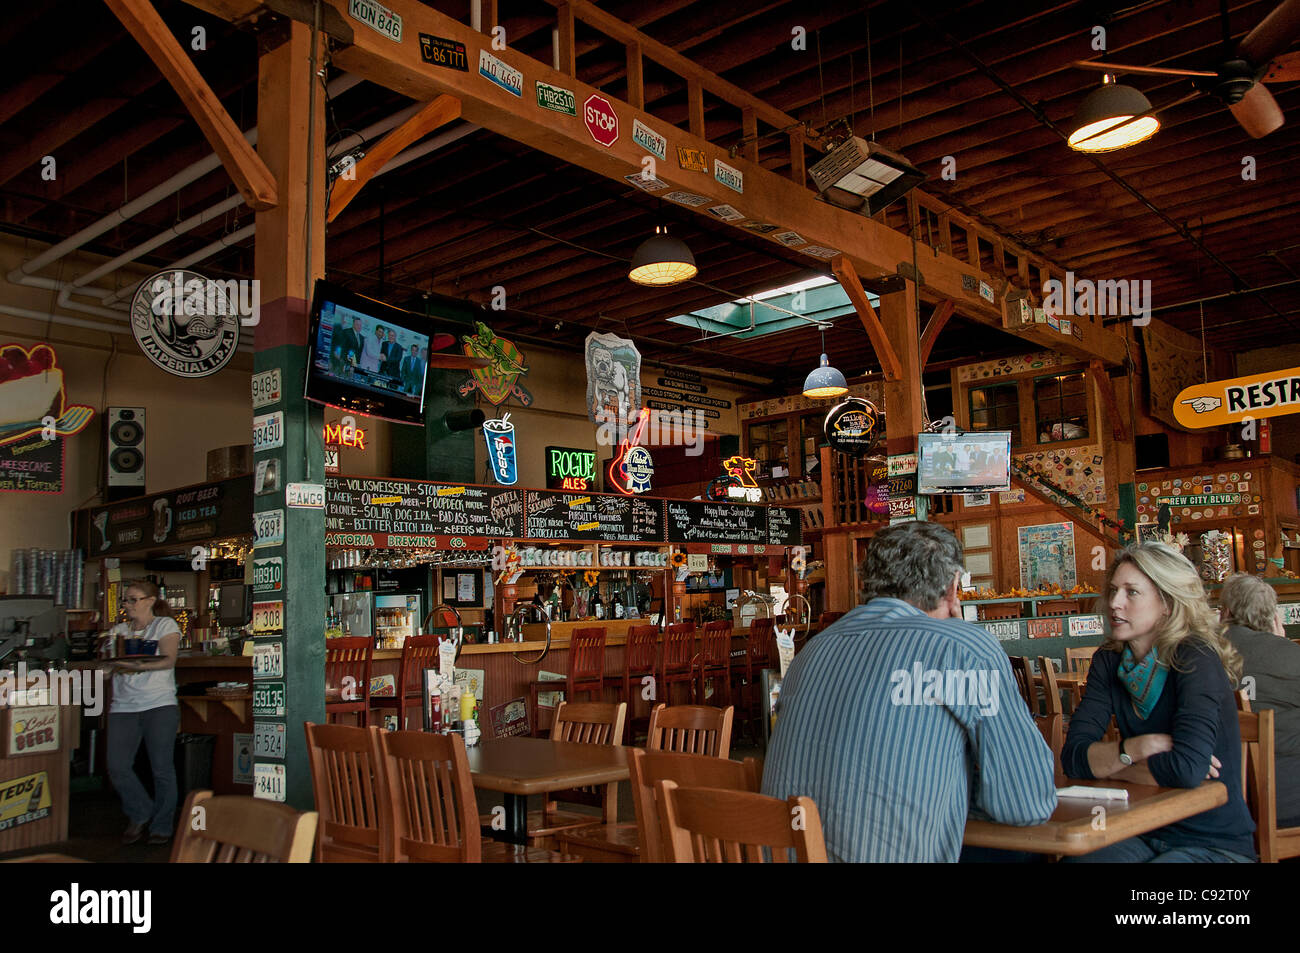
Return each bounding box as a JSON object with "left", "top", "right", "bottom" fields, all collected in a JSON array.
[{"left": 523, "top": 490, "right": 663, "bottom": 542}]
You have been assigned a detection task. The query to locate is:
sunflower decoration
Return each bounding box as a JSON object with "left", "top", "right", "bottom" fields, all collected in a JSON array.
[
  {"left": 670, "top": 552, "right": 688, "bottom": 569},
  {"left": 583, "top": 570, "right": 600, "bottom": 587}
]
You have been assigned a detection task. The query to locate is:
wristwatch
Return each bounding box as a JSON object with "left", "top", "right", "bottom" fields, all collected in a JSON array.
[{"left": 1118, "top": 738, "right": 1134, "bottom": 766}]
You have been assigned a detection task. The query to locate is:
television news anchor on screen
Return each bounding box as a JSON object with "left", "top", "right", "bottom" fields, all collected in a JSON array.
[
  {"left": 97, "top": 580, "right": 182, "bottom": 846},
  {"left": 1061, "top": 543, "right": 1256, "bottom": 862}
]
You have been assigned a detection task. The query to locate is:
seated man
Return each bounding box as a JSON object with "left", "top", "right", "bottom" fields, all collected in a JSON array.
[
  {"left": 1220, "top": 572, "right": 1300, "bottom": 828},
  {"left": 762, "top": 521, "right": 1056, "bottom": 862}
]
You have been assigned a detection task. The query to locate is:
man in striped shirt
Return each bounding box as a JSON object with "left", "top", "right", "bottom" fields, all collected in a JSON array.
[{"left": 762, "top": 521, "right": 1056, "bottom": 862}]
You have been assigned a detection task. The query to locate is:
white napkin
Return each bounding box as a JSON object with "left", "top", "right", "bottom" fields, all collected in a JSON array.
[{"left": 1056, "top": 785, "right": 1130, "bottom": 801}]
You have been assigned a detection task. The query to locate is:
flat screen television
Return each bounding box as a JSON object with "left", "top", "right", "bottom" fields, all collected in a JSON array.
[
  {"left": 304, "top": 280, "right": 453, "bottom": 425},
  {"left": 917, "top": 431, "right": 1012, "bottom": 494},
  {"left": 217, "top": 582, "right": 250, "bottom": 627}
]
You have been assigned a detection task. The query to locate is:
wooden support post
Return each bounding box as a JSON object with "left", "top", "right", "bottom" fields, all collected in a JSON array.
[
  {"left": 830, "top": 255, "right": 904, "bottom": 382},
  {"left": 880, "top": 280, "right": 923, "bottom": 458},
  {"left": 967, "top": 228, "right": 981, "bottom": 268},
  {"left": 741, "top": 107, "right": 758, "bottom": 163},
  {"left": 252, "top": 20, "right": 327, "bottom": 810},
  {"left": 687, "top": 79, "right": 705, "bottom": 138},
  {"left": 937, "top": 213, "right": 952, "bottom": 254},
  {"left": 1089, "top": 359, "right": 1130, "bottom": 441},
  {"left": 625, "top": 41, "right": 644, "bottom": 110},
  {"left": 787, "top": 127, "right": 805, "bottom": 186},
  {"left": 555, "top": 2, "right": 575, "bottom": 76},
  {"left": 919, "top": 299, "right": 955, "bottom": 366},
  {"left": 327, "top": 95, "right": 461, "bottom": 222},
  {"left": 105, "top": 0, "right": 277, "bottom": 210}
]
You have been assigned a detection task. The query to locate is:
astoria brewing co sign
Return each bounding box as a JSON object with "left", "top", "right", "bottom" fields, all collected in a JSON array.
[{"left": 824, "top": 398, "right": 882, "bottom": 456}]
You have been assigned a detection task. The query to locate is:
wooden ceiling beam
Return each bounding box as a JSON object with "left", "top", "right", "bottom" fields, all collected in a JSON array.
[
  {"left": 919, "top": 300, "right": 954, "bottom": 366},
  {"left": 105, "top": 0, "right": 276, "bottom": 210},
  {"left": 326, "top": 94, "right": 461, "bottom": 222},
  {"left": 831, "top": 254, "right": 904, "bottom": 383}
]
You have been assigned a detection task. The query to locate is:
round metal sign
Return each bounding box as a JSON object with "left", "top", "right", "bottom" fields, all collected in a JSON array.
[
  {"left": 824, "top": 397, "right": 882, "bottom": 456},
  {"left": 129, "top": 269, "right": 241, "bottom": 378}
]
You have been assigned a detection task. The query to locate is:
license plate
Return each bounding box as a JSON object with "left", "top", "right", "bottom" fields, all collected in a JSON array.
[
  {"left": 252, "top": 557, "right": 283, "bottom": 593},
  {"left": 253, "top": 722, "right": 285, "bottom": 759},
  {"left": 252, "top": 681, "right": 286, "bottom": 718},
  {"left": 251, "top": 369, "right": 281, "bottom": 409},
  {"left": 252, "top": 412, "right": 284, "bottom": 452},
  {"left": 252, "top": 642, "right": 283, "bottom": 679},
  {"left": 253, "top": 508, "right": 284, "bottom": 549},
  {"left": 253, "top": 763, "right": 286, "bottom": 802},
  {"left": 286, "top": 482, "right": 325, "bottom": 508},
  {"left": 251, "top": 601, "right": 284, "bottom": 634}
]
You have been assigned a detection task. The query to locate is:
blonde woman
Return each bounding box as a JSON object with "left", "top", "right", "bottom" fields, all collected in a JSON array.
[
  {"left": 1061, "top": 543, "right": 1255, "bottom": 862},
  {"left": 102, "top": 580, "right": 181, "bottom": 846}
]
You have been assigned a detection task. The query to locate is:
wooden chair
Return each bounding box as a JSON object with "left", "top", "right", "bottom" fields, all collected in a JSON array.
[
  {"left": 558, "top": 746, "right": 761, "bottom": 863},
  {"left": 1037, "top": 713, "right": 1065, "bottom": 784},
  {"left": 1238, "top": 708, "right": 1278, "bottom": 862},
  {"left": 1036, "top": 656, "right": 1064, "bottom": 717},
  {"left": 978, "top": 602, "right": 1024, "bottom": 621},
  {"left": 657, "top": 781, "right": 828, "bottom": 862},
  {"left": 377, "top": 729, "right": 576, "bottom": 863},
  {"left": 325, "top": 636, "right": 374, "bottom": 728},
  {"left": 647, "top": 704, "right": 733, "bottom": 757},
  {"left": 370, "top": 634, "right": 440, "bottom": 730},
  {"left": 608, "top": 623, "right": 658, "bottom": 745},
  {"left": 1064, "top": 645, "right": 1098, "bottom": 709},
  {"left": 497, "top": 701, "right": 627, "bottom": 849},
  {"left": 303, "top": 721, "right": 391, "bottom": 862},
  {"left": 1007, "top": 656, "right": 1036, "bottom": 711},
  {"left": 1038, "top": 599, "right": 1081, "bottom": 618},
  {"left": 660, "top": 622, "right": 697, "bottom": 706},
  {"left": 529, "top": 626, "right": 607, "bottom": 737},
  {"left": 696, "top": 620, "right": 734, "bottom": 707},
  {"left": 170, "top": 790, "right": 316, "bottom": 863}
]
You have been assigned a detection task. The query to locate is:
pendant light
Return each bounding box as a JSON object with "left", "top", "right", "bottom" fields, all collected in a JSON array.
[
  {"left": 628, "top": 225, "right": 697, "bottom": 286},
  {"left": 802, "top": 327, "right": 848, "bottom": 399},
  {"left": 1067, "top": 75, "right": 1160, "bottom": 153}
]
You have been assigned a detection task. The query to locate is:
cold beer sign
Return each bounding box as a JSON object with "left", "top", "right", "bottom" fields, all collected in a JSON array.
[{"left": 1173, "top": 366, "right": 1300, "bottom": 430}]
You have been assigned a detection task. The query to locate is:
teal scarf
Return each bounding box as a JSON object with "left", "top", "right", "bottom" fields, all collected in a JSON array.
[{"left": 1117, "top": 645, "right": 1168, "bottom": 721}]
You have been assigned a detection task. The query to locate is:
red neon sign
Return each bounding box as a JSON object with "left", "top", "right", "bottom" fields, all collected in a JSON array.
[
  {"left": 324, "top": 422, "right": 366, "bottom": 449},
  {"left": 608, "top": 408, "right": 651, "bottom": 496}
]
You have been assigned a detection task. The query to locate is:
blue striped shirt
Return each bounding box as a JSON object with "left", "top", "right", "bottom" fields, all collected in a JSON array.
[{"left": 761, "top": 598, "right": 1057, "bottom": 862}]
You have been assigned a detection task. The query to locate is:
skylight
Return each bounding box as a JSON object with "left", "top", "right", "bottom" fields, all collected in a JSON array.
[{"left": 666, "top": 276, "right": 876, "bottom": 341}]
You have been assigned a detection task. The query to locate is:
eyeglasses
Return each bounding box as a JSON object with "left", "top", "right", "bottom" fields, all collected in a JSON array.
[{"left": 122, "top": 596, "right": 152, "bottom": 605}]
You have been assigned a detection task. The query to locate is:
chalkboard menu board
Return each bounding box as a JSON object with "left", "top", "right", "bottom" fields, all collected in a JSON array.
[
  {"left": 524, "top": 490, "right": 663, "bottom": 542},
  {"left": 766, "top": 506, "right": 801, "bottom": 546},
  {"left": 325, "top": 477, "right": 524, "bottom": 539},
  {"left": 664, "top": 500, "right": 763, "bottom": 545}
]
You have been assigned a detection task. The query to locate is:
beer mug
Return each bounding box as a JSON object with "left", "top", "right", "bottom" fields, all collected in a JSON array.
[{"left": 153, "top": 497, "right": 173, "bottom": 542}]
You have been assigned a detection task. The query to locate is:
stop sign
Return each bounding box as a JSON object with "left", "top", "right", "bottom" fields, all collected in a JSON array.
[{"left": 583, "top": 94, "right": 619, "bottom": 147}]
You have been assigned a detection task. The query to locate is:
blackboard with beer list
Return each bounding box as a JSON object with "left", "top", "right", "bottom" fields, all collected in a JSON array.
[
  {"left": 324, "top": 477, "right": 524, "bottom": 539},
  {"left": 523, "top": 490, "right": 663, "bottom": 542},
  {"left": 665, "top": 499, "right": 801, "bottom": 546}
]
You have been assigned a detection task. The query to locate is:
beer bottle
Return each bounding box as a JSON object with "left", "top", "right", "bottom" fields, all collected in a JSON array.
[{"left": 26, "top": 777, "right": 44, "bottom": 812}]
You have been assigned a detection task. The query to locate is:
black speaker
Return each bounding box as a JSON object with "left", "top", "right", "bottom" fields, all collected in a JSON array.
[
  {"left": 106, "top": 407, "right": 146, "bottom": 500},
  {"left": 1135, "top": 433, "right": 1169, "bottom": 470},
  {"left": 720, "top": 433, "right": 740, "bottom": 457}
]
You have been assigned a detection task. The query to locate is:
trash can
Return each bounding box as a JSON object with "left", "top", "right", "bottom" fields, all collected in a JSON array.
[{"left": 132, "top": 732, "right": 215, "bottom": 800}]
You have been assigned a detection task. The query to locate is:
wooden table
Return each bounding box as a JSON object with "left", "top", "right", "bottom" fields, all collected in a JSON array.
[
  {"left": 963, "top": 779, "right": 1227, "bottom": 856},
  {"left": 467, "top": 737, "right": 632, "bottom": 844}
]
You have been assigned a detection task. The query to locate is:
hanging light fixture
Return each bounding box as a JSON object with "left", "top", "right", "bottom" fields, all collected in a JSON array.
[
  {"left": 1067, "top": 75, "right": 1160, "bottom": 153},
  {"left": 802, "top": 327, "right": 848, "bottom": 399},
  {"left": 628, "top": 225, "right": 697, "bottom": 286}
]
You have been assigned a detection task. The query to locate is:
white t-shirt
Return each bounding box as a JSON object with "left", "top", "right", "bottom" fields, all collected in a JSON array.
[{"left": 110, "top": 616, "right": 180, "bottom": 713}]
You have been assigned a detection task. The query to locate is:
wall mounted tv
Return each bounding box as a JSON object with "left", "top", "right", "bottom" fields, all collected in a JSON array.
[
  {"left": 917, "top": 431, "right": 1012, "bottom": 494},
  {"left": 304, "top": 280, "right": 453, "bottom": 425}
]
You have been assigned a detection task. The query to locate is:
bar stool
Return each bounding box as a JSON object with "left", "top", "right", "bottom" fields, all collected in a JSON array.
[
  {"left": 659, "top": 622, "right": 697, "bottom": 707},
  {"left": 734, "top": 618, "right": 774, "bottom": 741},
  {"left": 607, "top": 624, "right": 659, "bottom": 745},
  {"left": 695, "top": 620, "right": 733, "bottom": 707},
  {"left": 528, "top": 627, "right": 606, "bottom": 738},
  {"left": 324, "top": 636, "right": 373, "bottom": 728},
  {"left": 370, "top": 634, "right": 440, "bottom": 731}
]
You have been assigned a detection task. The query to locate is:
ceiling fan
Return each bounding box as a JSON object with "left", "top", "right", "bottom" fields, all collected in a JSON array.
[{"left": 1074, "top": 0, "right": 1300, "bottom": 138}]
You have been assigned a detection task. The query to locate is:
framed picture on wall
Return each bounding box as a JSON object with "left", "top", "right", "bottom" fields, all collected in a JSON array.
[{"left": 440, "top": 568, "right": 483, "bottom": 607}]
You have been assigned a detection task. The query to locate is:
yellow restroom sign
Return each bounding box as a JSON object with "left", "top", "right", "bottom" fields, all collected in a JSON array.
[{"left": 1173, "top": 367, "right": 1300, "bottom": 429}]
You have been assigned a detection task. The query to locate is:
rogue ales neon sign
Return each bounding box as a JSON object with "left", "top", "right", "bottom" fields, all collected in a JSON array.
[{"left": 546, "top": 446, "right": 597, "bottom": 491}]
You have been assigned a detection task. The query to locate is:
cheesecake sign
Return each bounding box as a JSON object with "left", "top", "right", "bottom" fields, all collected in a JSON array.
[
  {"left": 129, "top": 270, "right": 243, "bottom": 378},
  {"left": 0, "top": 343, "right": 94, "bottom": 494}
]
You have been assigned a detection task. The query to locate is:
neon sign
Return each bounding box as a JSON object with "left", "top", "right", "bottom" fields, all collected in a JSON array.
[
  {"left": 324, "top": 420, "right": 366, "bottom": 449},
  {"left": 546, "top": 446, "right": 597, "bottom": 491},
  {"left": 608, "top": 408, "right": 653, "bottom": 495}
]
